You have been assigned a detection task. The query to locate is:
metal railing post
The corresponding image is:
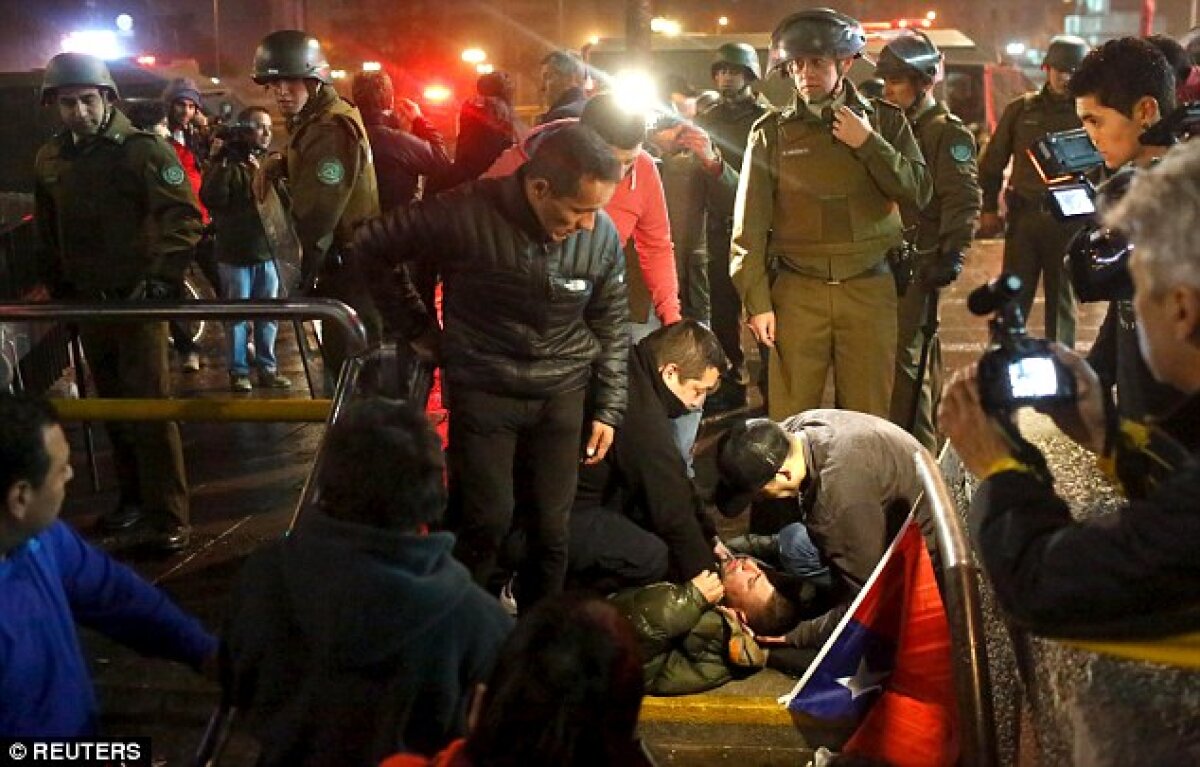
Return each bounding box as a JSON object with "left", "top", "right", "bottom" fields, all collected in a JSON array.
[{"left": 915, "top": 450, "right": 999, "bottom": 767}]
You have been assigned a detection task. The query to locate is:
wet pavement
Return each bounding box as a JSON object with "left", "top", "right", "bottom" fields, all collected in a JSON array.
[{"left": 55, "top": 238, "right": 1109, "bottom": 765}]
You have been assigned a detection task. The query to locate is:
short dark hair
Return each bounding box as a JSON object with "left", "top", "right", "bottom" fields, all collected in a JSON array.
[
  {"left": 316, "top": 398, "right": 446, "bottom": 531},
  {"left": 122, "top": 100, "right": 167, "bottom": 131},
  {"left": 351, "top": 70, "right": 394, "bottom": 114},
  {"left": 0, "top": 394, "right": 59, "bottom": 499},
  {"left": 467, "top": 595, "right": 645, "bottom": 767},
  {"left": 541, "top": 50, "right": 586, "bottom": 82},
  {"left": 237, "top": 105, "right": 270, "bottom": 123},
  {"left": 745, "top": 589, "right": 801, "bottom": 636},
  {"left": 644, "top": 319, "right": 727, "bottom": 381},
  {"left": 1069, "top": 37, "right": 1177, "bottom": 118},
  {"left": 524, "top": 122, "right": 622, "bottom": 197},
  {"left": 1145, "top": 34, "right": 1194, "bottom": 83},
  {"left": 580, "top": 94, "right": 647, "bottom": 150}
]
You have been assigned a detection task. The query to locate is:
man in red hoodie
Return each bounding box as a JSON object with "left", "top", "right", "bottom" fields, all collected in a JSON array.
[{"left": 162, "top": 77, "right": 220, "bottom": 372}]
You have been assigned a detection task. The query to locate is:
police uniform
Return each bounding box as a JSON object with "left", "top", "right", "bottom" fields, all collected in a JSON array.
[
  {"left": 35, "top": 107, "right": 202, "bottom": 527},
  {"left": 281, "top": 83, "right": 383, "bottom": 377},
  {"left": 889, "top": 95, "right": 981, "bottom": 450},
  {"left": 978, "top": 85, "right": 1084, "bottom": 346},
  {"left": 696, "top": 92, "right": 773, "bottom": 387},
  {"left": 731, "top": 81, "right": 932, "bottom": 420}
]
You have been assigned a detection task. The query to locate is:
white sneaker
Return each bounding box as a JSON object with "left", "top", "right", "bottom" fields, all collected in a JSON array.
[{"left": 182, "top": 351, "right": 201, "bottom": 372}]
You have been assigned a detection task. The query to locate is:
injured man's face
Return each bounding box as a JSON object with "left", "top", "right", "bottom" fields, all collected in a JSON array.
[{"left": 721, "top": 556, "right": 776, "bottom": 619}]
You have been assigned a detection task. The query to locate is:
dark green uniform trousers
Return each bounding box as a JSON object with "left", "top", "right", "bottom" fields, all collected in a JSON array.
[
  {"left": 1003, "top": 207, "right": 1080, "bottom": 347},
  {"left": 890, "top": 284, "right": 942, "bottom": 452},
  {"left": 770, "top": 269, "right": 897, "bottom": 421},
  {"left": 79, "top": 321, "right": 188, "bottom": 522}
]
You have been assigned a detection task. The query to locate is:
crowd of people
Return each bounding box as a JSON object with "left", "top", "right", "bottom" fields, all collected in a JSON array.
[{"left": 2, "top": 5, "right": 1198, "bottom": 765}]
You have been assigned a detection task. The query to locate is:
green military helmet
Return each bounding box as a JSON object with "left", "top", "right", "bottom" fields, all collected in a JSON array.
[
  {"left": 253, "top": 30, "right": 332, "bottom": 85},
  {"left": 41, "top": 52, "right": 119, "bottom": 104},
  {"left": 875, "top": 30, "right": 943, "bottom": 84},
  {"left": 768, "top": 8, "right": 868, "bottom": 75},
  {"left": 1043, "top": 35, "right": 1090, "bottom": 73},
  {"left": 712, "top": 42, "right": 762, "bottom": 82}
]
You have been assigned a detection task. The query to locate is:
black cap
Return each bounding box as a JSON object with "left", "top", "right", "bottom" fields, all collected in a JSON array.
[{"left": 713, "top": 418, "right": 792, "bottom": 517}]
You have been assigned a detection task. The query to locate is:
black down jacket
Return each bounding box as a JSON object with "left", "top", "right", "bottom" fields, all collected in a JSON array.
[{"left": 351, "top": 171, "right": 629, "bottom": 426}]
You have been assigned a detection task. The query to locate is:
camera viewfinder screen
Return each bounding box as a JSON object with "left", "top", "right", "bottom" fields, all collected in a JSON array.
[
  {"left": 1008, "top": 356, "right": 1060, "bottom": 399},
  {"left": 1053, "top": 187, "right": 1095, "bottom": 217}
]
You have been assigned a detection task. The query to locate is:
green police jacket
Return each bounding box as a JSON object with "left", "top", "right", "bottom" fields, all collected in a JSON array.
[
  {"left": 978, "top": 85, "right": 1081, "bottom": 212},
  {"left": 34, "top": 109, "right": 203, "bottom": 294},
  {"left": 282, "top": 84, "right": 380, "bottom": 280},
  {"left": 730, "top": 81, "right": 932, "bottom": 316},
  {"left": 902, "top": 96, "right": 982, "bottom": 257}
]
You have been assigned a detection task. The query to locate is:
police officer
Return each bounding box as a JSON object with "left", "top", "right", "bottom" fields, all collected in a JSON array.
[
  {"left": 696, "top": 42, "right": 773, "bottom": 413},
  {"left": 251, "top": 30, "right": 384, "bottom": 383},
  {"left": 875, "top": 32, "right": 982, "bottom": 451},
  {"left": 731, "top": 9, "right": 932, "bottom": 421},
  {"left": 978, "top": 35, "right": 1089, "bottom": 347},
  {"left": 34, "top": 53, "right": 202, "bottom": 550}
]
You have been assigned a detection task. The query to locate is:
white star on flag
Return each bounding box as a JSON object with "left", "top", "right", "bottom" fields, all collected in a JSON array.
[{"left": 836, "top": 657, "right": 890, "bottom": 700}]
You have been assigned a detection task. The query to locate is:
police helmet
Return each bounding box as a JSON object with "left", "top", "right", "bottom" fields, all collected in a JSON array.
[
  {"left": 1043, "top": 35, "right": 1090, "bottom": 73},
  {"left": 41, "top": 53, "right": 119, "bottom": 104},
  {"left": 712, "top": 42, "right": 762, "bottom": 82},
  {"left": 253, "top": 30, "right": 332, "bottom": 85},
  {"left": 875, "top": 31, "right": 943, "bottom": 84},
  {"left": 768, "top": 8, "right": 868, "bottom": 75}
]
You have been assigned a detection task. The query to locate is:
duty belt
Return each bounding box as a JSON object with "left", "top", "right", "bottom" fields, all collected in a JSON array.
[{"left": 776, "top": 257, "right": 891, "bottom": 286}]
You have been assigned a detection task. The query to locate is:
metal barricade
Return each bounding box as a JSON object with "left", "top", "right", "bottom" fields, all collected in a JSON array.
[{"left": 915, "top": 450, "right": 999, "bottom": 767}]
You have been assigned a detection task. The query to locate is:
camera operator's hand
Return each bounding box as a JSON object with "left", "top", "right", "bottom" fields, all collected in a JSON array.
[
  {"left": 1034, "top": 344, "right": 1107, "bottom": 455},
  {"left": 977, "top": 212, "right": 1004, "bottom": 239},
  {"left": 940, "top": 364, "right": 1018, "bottom": 478},
  {"left": 920, "top": 250, "right": 964, "bottom": 289},
  {"left": 394, "top": 98, "right": 421, "bottom": 133},
  {"left": 677, "top": 125, "right": 719, "bottom": 164}
]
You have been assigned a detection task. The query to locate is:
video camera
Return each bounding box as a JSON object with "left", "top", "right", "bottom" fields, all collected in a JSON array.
[
  {"left": 213, "top": 121, "right": 265, "bottom": 163},
  {"left": 1028, "top": 128, "right": 1105, "bottom": 222},
  {"left": 968, "top": 274, "right": 1076, "bottom": 413}
]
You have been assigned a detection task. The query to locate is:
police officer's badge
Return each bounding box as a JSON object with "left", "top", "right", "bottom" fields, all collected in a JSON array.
[
  {"left": 162, "top": 165, "right": 186, "bottom": 185},
  {"left": 316, "top": 158, "right": 345, "bottom": 185},
  {"left": 949, "top": 143, "right": 973, "bottom": 163}
]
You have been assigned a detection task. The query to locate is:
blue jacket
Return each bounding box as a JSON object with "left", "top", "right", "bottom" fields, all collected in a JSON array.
[{"left": 0, "top": 521, "right": 217, "bottom": 737}]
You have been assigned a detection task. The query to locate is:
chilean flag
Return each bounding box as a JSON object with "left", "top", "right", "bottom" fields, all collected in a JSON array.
[{"left": 780, "top": 515, "right": 958, "bottom": 766}]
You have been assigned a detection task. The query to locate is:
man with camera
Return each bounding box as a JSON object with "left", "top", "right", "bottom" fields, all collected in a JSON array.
[
  {"left": 978, "top": 35, "right": 1090, "bottom": 348},
  {"left": 200, "top": 107, "right": 293, "bottom": 393},
  {"left": 942, "top": 140, "right": 1200, "bottom": 640},
  {"left": 732, "top": 9, "right": 931, "bottom": 422},
  {"left": 875, "top": 31, "right": 982, "bottom": 452}
]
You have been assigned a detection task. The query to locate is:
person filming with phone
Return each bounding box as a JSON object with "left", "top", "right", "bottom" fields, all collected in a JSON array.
[{"left": 940, "top": 140, "right": 1200, "bottom": 658}]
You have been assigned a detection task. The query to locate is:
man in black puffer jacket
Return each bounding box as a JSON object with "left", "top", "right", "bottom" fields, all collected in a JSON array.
[{"left": 352, "top": 123, "right": 629, "bottom": 608}]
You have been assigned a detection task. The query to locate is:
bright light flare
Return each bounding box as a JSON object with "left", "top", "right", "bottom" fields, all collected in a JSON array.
[
  {"left": 476, "top": 63, "right": 494, "bottom": 75},
  {"left": 650, "top": 17, "right": 682, "bottom": 36},
  {"left": 612, "top": 69, "right": 659, "bottom": 119},
  {"left": 115, "top": 14, "right": 134, "bottom": 32},
  {"left": 461, "top": 48, "right": 487, "bottom": 65},
  {"left": 423, "top": 84, "right": 453, "bottom": 103},
  {"left": 926, "top": 10, "right": 937, "bottom": 21},
  {"left": 331, "top": 69, "right": 347, "bottom": 80},
  {"left": 718, "top": 16, "right": 729, "bottom": 27},
  {"left": 361, "top": 61, "right": 382, "bottom": 72},
  {"left": 1005, "top": 42, "right": 1027, "bottom": 57},
  {"left": 61, "top": 30, "right": 124, "bottom": 60},
  {"left": 136, "top": 54, "right": 157, "bottom": 66}
]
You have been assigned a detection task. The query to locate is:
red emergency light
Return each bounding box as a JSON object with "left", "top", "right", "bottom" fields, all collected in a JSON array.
[{"left": 423, "top": 84, "right": 453, "bottom": 103}]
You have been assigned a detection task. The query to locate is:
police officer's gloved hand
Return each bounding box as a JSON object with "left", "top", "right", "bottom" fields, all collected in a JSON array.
[{"left": 921, "top": 250, "right": 964, "bottom": 289}]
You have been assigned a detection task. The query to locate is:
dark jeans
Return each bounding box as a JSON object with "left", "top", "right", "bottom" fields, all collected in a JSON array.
[
  {"left": 448, "top": 385, "right": 586, "bottom": 609},
  {"left": 568, "top": 505, "right": 668, "bottom": 593}
]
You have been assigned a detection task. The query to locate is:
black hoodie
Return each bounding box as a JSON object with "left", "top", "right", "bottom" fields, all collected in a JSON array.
[{"left": 224, "top": 511, "right": 513, "bottom": 766}]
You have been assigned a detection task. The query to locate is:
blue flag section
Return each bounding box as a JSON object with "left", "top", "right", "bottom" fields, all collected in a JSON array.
[{"left": 780, "top": 515, "right": 958, "bottom": 766}]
